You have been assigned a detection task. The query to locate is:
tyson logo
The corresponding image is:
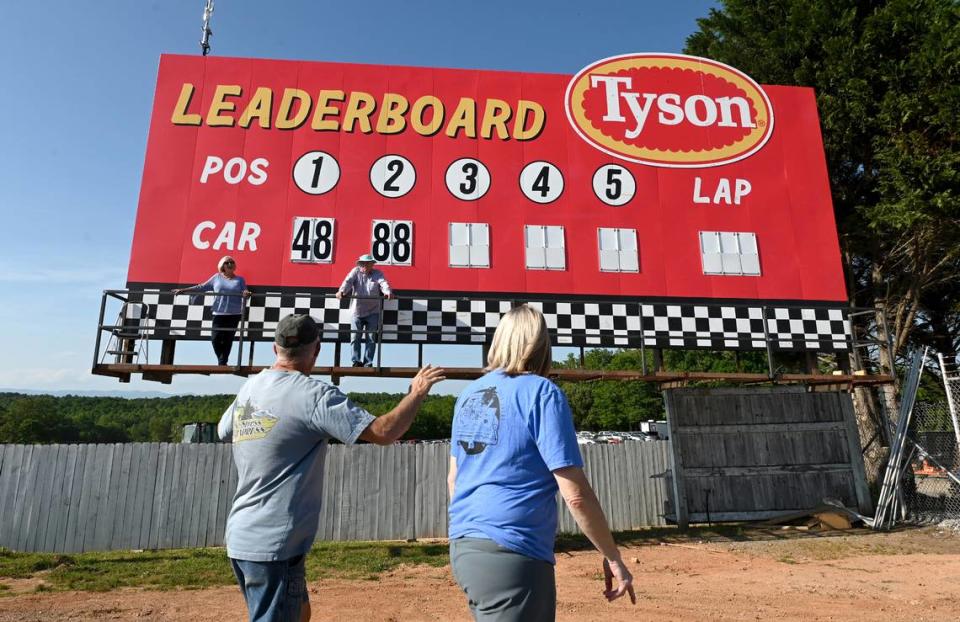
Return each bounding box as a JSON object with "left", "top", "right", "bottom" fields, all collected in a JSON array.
[{"left": 565, "top": 54, "right": 774, "bottom": 168}]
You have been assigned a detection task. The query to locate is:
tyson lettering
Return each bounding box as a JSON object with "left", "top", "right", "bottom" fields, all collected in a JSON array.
[{"left": 566, "top": 54, "right": 774, "bottom": 168}]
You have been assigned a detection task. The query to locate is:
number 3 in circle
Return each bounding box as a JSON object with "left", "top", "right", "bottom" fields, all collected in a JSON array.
[{"left": 445, "top": 158, "right": 490, "bottom": 201}]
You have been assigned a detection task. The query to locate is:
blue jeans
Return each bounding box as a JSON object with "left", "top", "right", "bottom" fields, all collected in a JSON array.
[
  {"left": 230, "top": 555, "right": 308, "bottom": 622},
  {"left": 352, "top": 313, "right": 380, "bottom": 365}
]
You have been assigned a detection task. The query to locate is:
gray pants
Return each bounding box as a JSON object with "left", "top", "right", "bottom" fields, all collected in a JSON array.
[{"left": 449, "top": 537, "right": 556, "bottom": 622}]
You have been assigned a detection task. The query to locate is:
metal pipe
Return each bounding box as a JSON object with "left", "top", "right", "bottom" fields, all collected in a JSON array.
[
  {"left": 200, "top": 0, "right": 214, "bottom": 56},
  {"left": 376, "top": 295, "right": 385, "bottom": 371},
  {"left": 93, "top": 291, "right": 109, "bottom": 369},
  {"left": 761, "top": 305, "right": 775, "bottom": 379},
  {"left": 235, "top": 295, "right": 248, "bottom": 369},
  {"left": 880, "top": 308, "right": 898, "bottom": 383},
  {"left": 639, "top": 303, "right": 647, "bottom": 376}
]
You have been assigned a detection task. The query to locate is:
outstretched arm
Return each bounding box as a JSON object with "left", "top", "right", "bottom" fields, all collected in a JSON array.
[
  {"left": 174, "top": 275, "right": 216, "bottom": 296},
  {"left": 554, "top": 466, "right": 636, "bottom": 604},
  {"left": 358, "top": 365, "right": 445, "bottom": 444}
]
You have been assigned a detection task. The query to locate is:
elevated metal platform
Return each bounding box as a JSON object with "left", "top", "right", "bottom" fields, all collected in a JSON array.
[
  {"left": 92, "top": 288, "right": 896, "bottom": 387},
  {"left": 91, "top": 363, "right": 894, "bottom": 387}
]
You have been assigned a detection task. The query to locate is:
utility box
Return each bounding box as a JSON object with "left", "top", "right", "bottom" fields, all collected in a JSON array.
[
  {"left": 181, "top": 422, "right": 220, "bottom": 443},
  {"left": 639, "top": 420, "right": 670, "bottom": 440}
]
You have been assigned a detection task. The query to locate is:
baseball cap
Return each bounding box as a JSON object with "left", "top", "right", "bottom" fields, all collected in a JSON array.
[
  {"left": 274, "top": 314, "right": 320, "bottom": 347},
  {"left": 357, "top": 253, "right": 376, "bottom": 264}
]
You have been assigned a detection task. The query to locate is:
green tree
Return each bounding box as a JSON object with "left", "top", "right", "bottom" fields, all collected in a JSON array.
[
  {"left": 686, "top": 0, "right": 960, "bottom": 478},
  {"left": 555, "top": 350, "right": 664, "bottom": 429},
  {"left": 686, "top": 0, "right": 960, "bottom": 363},
  {"left": 0, "top": 397, "right": 80, "bottom": 444}
]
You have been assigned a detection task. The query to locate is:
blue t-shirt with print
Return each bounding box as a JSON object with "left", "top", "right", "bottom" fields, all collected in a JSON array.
[{"left": 448, "top": 371, "right": 583, "bottom": 564}]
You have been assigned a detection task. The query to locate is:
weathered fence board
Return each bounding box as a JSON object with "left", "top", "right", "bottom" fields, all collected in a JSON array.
[
  {"left": 664, "top": 387, "right": 873, "bottom": 528},
  {"left": 0, "top": 440, "right": 669, "bottom": 553}
]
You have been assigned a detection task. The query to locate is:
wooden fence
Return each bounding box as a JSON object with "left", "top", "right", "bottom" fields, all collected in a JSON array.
[
  {"left": 664, "top": 387, "right": 873, "bottom": 528},
  {"left": 0, "top": 441, "right": 669, "bottom": 553}
]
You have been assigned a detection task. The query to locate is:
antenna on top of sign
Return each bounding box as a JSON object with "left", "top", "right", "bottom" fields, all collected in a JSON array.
[{"left": 200, "top": 0, "right": 214, "bottom": 56}]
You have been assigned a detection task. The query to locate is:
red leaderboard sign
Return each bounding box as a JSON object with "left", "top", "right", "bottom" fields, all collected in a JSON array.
[{"left": 128, "top": 53, "right": 845, "bottom": 303}]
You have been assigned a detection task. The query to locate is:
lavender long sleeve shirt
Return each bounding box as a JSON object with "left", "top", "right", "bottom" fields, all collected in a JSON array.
[{"left": 338, "top": 267, "right": 391, "bottom": 318}]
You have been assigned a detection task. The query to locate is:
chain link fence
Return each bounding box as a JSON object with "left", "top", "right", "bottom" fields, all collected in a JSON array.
[{"left": 893, "top": 401, "right": 960, "bottom": 523}]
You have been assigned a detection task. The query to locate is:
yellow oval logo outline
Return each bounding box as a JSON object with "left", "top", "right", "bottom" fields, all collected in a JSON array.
[{"left": 565, "top": 53, "right": 774, "bottom": 168}]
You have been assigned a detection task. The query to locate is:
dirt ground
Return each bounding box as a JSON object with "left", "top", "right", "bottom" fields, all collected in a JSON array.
[{"left": 2, "top": 528, "right": 960, "bottom": 621}]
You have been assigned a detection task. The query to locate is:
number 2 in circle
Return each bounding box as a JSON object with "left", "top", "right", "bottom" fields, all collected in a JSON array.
[{"left": 371, "top": 155, "right": 415, "bottom": 198}]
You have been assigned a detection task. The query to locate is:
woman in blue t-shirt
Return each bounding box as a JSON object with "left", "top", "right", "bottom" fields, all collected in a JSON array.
[
  {"left": 448, "top": 305, "right": 636, "bottom": 621},
  {"left": 174, "top": 255, "right": 251, "bottom": 365}
]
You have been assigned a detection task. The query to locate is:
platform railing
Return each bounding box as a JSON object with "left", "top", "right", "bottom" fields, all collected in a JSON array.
[{"left": 92, "top": 288, "right": 896, "bottom": 382}]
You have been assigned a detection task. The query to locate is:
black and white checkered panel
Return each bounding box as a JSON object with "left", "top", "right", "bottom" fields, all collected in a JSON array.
[
  {"left": 382, "top": 298, "right": 512, "bottom": 343},
  {"left": 531, "top": 301, "right": 643, "bottom": 347},
  {"left": 126, "top": 289, "right": 850, "bottom": 351},
  {"left": 766, "top": 306, "right": 850, "bottom": 350},
  {"left": 129, "top": 290, "right": 510, "bottom": 345}
]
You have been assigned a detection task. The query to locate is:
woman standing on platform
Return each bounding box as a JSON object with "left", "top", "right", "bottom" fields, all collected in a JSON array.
[
  {"left": 174, "top": 255, "right": 251, "bottom": 366},
  {"left": 447, "top": 305, "right": 636, "bottom": 621}
]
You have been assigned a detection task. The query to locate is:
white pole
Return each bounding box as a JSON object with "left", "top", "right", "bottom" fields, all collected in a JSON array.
[{"left": 938, "top": 353, "right": 960, "bottom": 450}]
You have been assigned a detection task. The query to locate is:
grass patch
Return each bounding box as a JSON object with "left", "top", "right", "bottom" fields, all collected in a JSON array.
[
  {"left": 555, "top": 524, "right": 749, "bottom": 553},
  {"left": 2, "top": 526, "right": 944, "bottom": 594},
  {"left": 0, "top": 541, "right": 450, "bottom": 593},
  {"left": 306, "top": 541, "right": 449, "bottom": 580},
  {"left": 0, "top": 548, "right": 233, "bottom": 592}
]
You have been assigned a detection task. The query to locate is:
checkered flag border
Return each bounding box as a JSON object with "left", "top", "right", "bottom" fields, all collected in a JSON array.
[{"left": 124, "top": 290, "right": 851, "bottom": 351}]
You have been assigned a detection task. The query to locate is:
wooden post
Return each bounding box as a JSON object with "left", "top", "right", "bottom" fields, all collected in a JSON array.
[
  {"left": 332, "top": 342, "right": 342, "bottom": 386},
  {"left": 145, "top": 338, "right": 174, "bottom": 381},
  {"left": 653, "top": 348, "right": 664, "bottom": 372},
  {"left": 160, "top": 340, "right": 176, "bottom": 365},
  {"left": 837, "top": 353, "right": 852, "bottom": 374},
  {"left": 838, "top": 392, "right": 875, "bottom": 515},
  {"left": 663, "top": 390, "right": 688, "bottom": 529}
]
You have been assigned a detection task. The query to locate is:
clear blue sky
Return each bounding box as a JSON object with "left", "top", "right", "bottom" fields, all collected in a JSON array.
[{"left": 0, "top": 0, "right": 717, "bottom": 396}]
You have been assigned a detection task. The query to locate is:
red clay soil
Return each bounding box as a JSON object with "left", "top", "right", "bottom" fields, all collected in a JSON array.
[{"left": 1, "top": 530, "right": 959, "bottom": 621}]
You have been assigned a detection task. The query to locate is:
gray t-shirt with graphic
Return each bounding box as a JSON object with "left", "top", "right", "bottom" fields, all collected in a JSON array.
[{"left": 218, "top": 369, "right": 375, "bottom": 562}]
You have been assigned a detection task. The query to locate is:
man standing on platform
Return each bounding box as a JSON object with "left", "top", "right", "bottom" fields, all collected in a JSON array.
[
  {"left": 219, "top": 313, "right": 445, "bottom": 622},
  {"left": 336, "top": 254, "right": 393, "bottom": 367}
]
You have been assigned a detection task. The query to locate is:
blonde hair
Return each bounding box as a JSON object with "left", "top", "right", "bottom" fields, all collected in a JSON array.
[
  {"left": 485, "top": 305, "right": 552, "bottom": 377},
  {"left": 218, "top": 255, "right": 236, "bottom": 272}
]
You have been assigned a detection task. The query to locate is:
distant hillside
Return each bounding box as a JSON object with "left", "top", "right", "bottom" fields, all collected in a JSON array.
[
  {"left": 1, "top": 349, "right": 730, "bottom": 444},
  {"left": 0, "top": 388, "right": 175, "bottom": 399},
  {"left": 0, "top": 391, "right": 457, "bottom": 444}
]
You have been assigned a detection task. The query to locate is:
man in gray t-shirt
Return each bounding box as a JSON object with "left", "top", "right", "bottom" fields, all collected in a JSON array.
[{"left": 218, "top": 314, "right": 444, "bottom": 622}]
